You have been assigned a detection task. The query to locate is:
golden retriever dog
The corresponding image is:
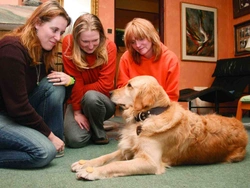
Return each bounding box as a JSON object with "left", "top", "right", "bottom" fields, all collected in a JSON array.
[{"left": 71, "top": 75, "right": 248, "bottom": 180}]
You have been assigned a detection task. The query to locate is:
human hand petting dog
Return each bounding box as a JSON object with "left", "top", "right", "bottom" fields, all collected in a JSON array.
[{"left": 47, "top": 71, "right": 72, "bottom": 86}]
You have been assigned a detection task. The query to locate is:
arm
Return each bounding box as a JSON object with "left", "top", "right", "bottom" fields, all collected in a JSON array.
[
  {"left": 62, "top": 35, "right": 85, "bottom": 111},
  {"left": 163, "top": 51, "right": 180, "bottom": 102},
  {"left": 62, "top": 35, "right": 90, "bottom": 130},
  {"left": 116, "top": 51, "right": 131, "bottom": 88},
  {"left": 0, "top": 39, "right": 51, "bottom": 136},
  {"left": 82, "top": 40, "right": 117, "bottom": 95}
]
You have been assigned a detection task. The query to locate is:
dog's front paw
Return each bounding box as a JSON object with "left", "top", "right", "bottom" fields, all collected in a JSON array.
[
  {"left": 76, "top": 167, "right": 100, "bottom": 181},
  {"left": 71, "top": 160, "right": 89, "bottom": 172}
]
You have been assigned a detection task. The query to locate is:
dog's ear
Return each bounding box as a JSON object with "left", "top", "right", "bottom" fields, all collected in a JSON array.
[{"left": 134, "top": 85, "right": 157, "bottom": 110}]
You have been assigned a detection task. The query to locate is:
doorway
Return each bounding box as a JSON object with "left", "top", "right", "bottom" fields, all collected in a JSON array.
[{"left": 115, "top": 0, "right": 164, "bottom": 48}]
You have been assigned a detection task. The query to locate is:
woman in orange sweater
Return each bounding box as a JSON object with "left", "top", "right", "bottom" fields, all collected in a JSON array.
[
  {"left": 62, "top": 14, "right": 117, "bottom": 147},
  {"left": 116, "top": 18, "right": 180, "bottom": 101}
]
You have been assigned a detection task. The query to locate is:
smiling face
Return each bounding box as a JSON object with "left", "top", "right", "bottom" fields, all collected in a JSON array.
[
  {"left": 79, "top": 30, "right": 100, "bottom": 54},
  {"left": 35, "top": 16, "right": 68, "bottom": 51}
]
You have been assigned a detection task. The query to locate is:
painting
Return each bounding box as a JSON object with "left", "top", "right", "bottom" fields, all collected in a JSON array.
[
  {"left": 0, "top": 0, "right": 98, "bottom": 31},
  {"left": 233, "top": 0, "right": 250, "bottom": 18},
  {"left": 234, "top": 20, "right": 250, "bottom": 55},
  {"left": 0, "top": 5, "right": 36, "bottom": 30},
  {"left": 181, "top": 3, "right": 217, "bottom": 62}
]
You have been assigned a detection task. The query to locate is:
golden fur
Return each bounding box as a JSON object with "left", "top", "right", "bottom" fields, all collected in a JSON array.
[{"left": 71, "top": 75, "right": 248, "bottom": 180}]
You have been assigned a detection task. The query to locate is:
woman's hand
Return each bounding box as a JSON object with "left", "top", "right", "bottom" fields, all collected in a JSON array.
[
  {"left": 47, "top": 71, "right": 71, "bottom": 86},
  {"left": 74, "top": 110, "right": 90, "bottom": 131},
  {"left": 48, "top": 132, "right": 65, "bottom": 152}
]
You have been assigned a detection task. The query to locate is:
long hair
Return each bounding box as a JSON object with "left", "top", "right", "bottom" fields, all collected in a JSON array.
[
  {"left": 5, "top": 0, "right": 71, "bottom": 72},
  {"left": 124, "top": 18, "right": 162, "bottom": 65},
  {"left": 71, "top": 13, "right": 107, "bottom": 70}
]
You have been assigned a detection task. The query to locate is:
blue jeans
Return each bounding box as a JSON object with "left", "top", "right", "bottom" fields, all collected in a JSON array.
[
  {"left": 64, "top": 90, "right": 115, "bottom": 148},
  {"left": 0, "top": 77, "right": 65, "bottom": 169}
]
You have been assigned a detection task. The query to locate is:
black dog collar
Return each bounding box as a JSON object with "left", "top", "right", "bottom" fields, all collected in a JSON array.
[{"left": 134, "top": 107, "right": 168, "bottom": 122}]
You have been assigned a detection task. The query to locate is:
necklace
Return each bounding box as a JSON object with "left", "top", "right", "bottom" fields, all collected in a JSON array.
[{"left": 35, "top": 64, "right": 41, "bottom": 85}]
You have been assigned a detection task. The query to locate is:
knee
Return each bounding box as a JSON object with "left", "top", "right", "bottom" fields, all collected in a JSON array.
[
  {"left": 81, "top": 91, "right": 104, "bottom": 110},
  {"left": 45, "top": 84, "right": 65, "bottom": 105},
  {"left": 82, "top": 91, "right": 98, "bottom": 104},
  {"left": 41, "top": 78, "right": 65, "bottom": 101},
  {"left": 32, "top": 142, "right": 57, "bottom": 168},
  {"left": 65, "top": 131, "right": 91, "bottom": 148},
  {"left": 52, "top": 86, "right": 65, "bottom": 103}
]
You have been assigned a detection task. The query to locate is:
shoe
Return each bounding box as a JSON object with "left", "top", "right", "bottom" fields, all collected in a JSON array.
[
  {"left": 93, "top": 137, "right": 109, "bottom": 145},
  {"left": 55, "top": 150, "right": 64, "bottom": 158},
  {"left": 103, "top": 124, "right": 115, "bottom": 131},
  {"left": 103, "top": 120, "right": 117, "bottom": 131}
]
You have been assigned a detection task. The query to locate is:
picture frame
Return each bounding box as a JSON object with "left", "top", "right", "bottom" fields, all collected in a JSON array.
[
  {"left": 233, "top": 0, "right": 250, "bottom": 18},
  {"left": 181, "top": 3, "right": 217, "bottom": 62},
  {"left": 234, "top": 20, "right": 250, "bottom": 55}
]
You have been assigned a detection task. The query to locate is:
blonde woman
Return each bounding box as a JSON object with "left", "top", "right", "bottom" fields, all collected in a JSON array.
[
  {"left": 62, "top": 13, "right": 117, "bottom": 148},
  {"left": 0, "top": 0, "right": 71, "bottom": 168},
  {"left": 116, "top": 18, "right": 180, "bottom": 101}
]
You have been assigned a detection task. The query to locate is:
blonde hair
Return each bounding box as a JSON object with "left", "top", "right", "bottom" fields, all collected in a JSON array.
[
  {"left": 124, "top": 18, "right": 162, "bottom": 65},
  {"left": 71, "top": 13, "right": 107, "bottom": 70},
  {"left": 4, "top": 0, "right": 71, "bottom": 72}
]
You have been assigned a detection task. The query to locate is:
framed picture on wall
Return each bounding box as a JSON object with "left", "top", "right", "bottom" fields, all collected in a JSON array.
[
  {"left": 234, "top": 20, "right": 250, "bottom": 55},
  {"left": 181, "top": 3, "right": 217, "bottom": 62},
  {"left": 233, "top": 0, "right": 250, "bottom": 18}
]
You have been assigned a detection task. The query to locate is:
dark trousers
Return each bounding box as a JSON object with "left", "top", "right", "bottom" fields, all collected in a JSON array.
[{"left": 64, "top": 90, "right": 115, "bottom": 148}]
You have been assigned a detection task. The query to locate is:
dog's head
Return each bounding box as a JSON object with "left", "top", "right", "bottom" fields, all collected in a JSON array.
[{"left": 111, "top": 76, "right": 171, "bottom": 112}]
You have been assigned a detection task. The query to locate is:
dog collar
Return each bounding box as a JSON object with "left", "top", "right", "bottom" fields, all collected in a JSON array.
[{"left": 134, "top": 107, "right": 168, "bottom": 122}]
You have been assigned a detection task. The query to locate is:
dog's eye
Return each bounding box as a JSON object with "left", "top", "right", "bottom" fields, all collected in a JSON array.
[{"left": 127, "top": 83, "right": 132, "bottom": 88}]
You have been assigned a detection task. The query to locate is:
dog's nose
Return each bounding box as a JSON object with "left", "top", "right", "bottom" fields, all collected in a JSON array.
[{"left": 109, "top": 90, "right": 113, "bottom": 97}]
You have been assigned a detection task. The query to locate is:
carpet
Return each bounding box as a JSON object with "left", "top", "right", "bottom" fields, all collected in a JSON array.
[{"left": 1, "top": 117, "right": 250, "bottom": 188}]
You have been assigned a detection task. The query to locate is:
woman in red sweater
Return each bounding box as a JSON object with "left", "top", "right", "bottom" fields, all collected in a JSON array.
[
  {"left": 116, "top": 18, "right": 180, "bottom": 101},
  {"left": 62, "top": 14, "right": 117, "bottom": 147}
]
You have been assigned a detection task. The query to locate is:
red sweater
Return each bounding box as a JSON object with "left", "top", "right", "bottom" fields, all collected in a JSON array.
[
  {"left": 116, "top": 43, "right": 180, "bottom": 101},
  {"left": 62, "top": 35, "right": 117, "bottom": 111}
]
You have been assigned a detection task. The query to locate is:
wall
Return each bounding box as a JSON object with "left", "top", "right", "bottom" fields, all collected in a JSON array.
[
  {"left": 97, "top": 0, "right": 250, "bottom": 90},
  {"left": 163, "top": 0, "right": 250, "bottom": 91},
  {"left": 164, "top": 0, "right": 226, "bottom": 90},
  {"left": 2, "top": 0, "right": 250, "bottom": 92},
  {"left": 98, "top": 0, "right": 115, "bottom": 42}
]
